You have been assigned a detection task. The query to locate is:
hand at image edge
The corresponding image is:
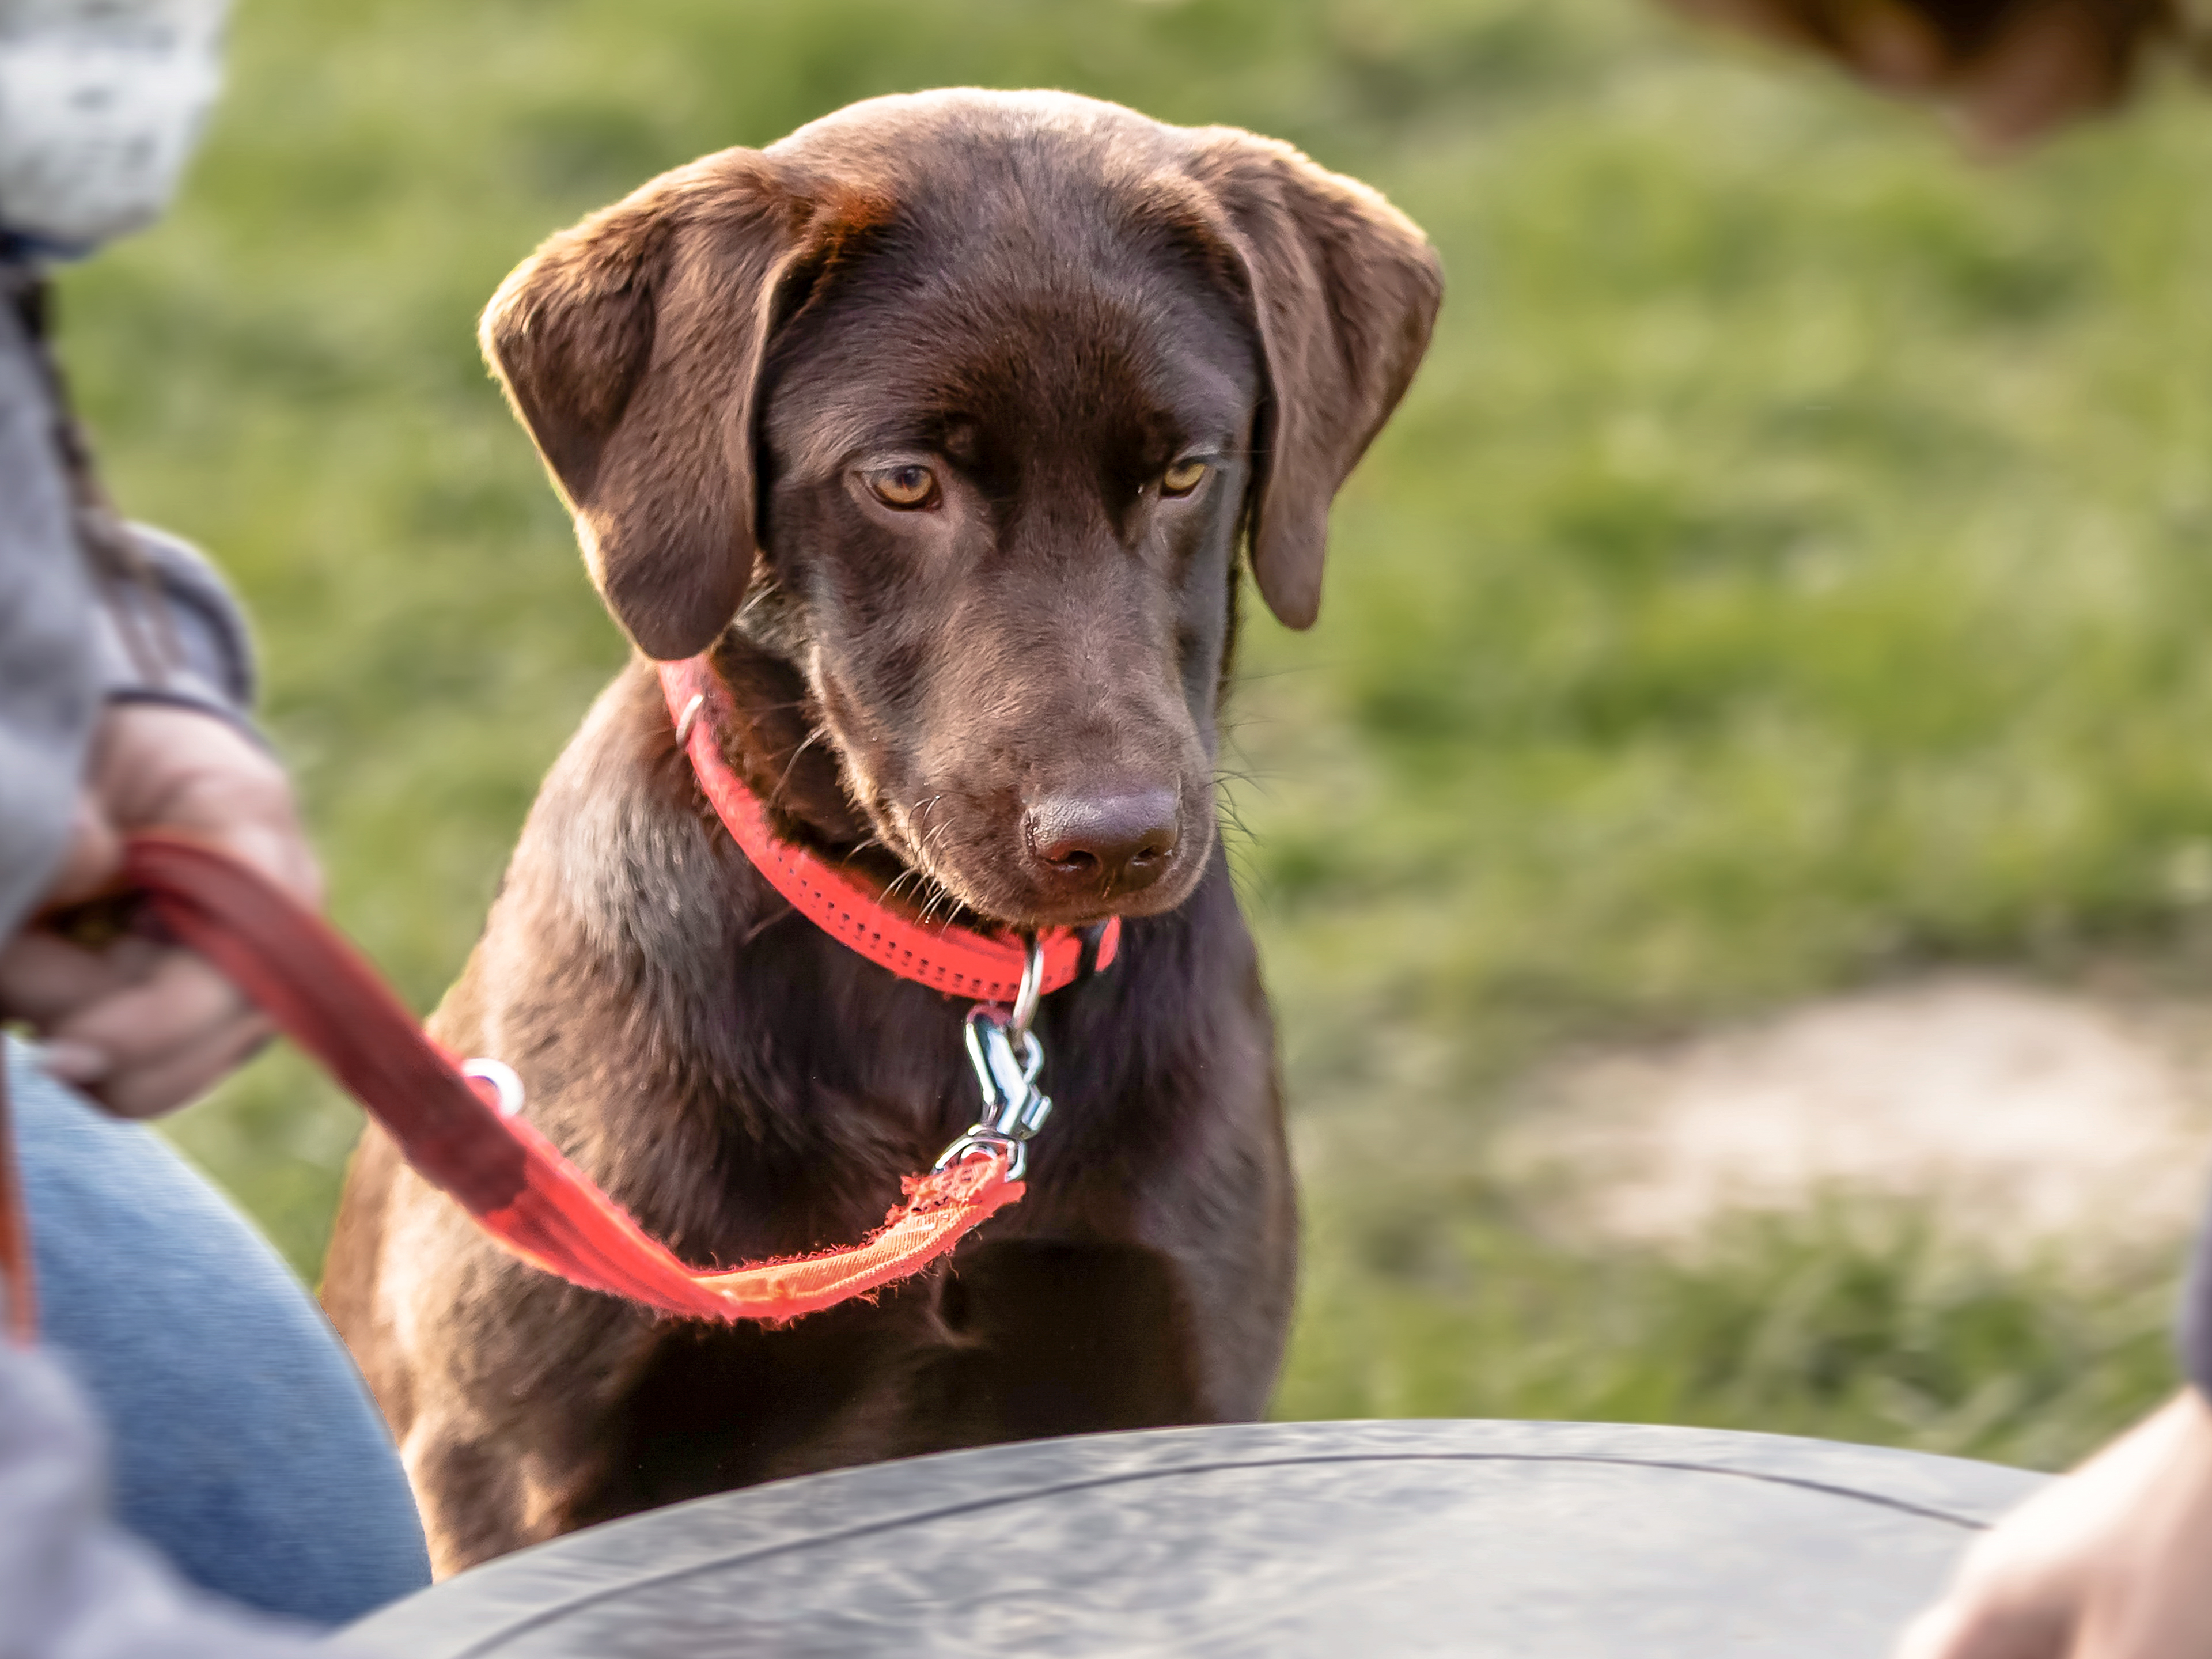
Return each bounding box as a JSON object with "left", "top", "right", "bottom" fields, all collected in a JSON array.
[{"left": 0, "top": 703, "right": 319, "bottom": 1119}]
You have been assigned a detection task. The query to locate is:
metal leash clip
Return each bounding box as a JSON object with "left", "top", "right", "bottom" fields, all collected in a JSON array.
[{"left": 934, "top": 934, "right": 1054, "bottom": 1183}]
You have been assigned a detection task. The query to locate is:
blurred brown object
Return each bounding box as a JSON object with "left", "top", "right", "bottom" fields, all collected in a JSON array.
[
  {"left": 1664, "top": 0, "right": 2190, "bottom": 145},
  {"left": 0, "top": 1066, "right": 38, "bottom": 1344}
]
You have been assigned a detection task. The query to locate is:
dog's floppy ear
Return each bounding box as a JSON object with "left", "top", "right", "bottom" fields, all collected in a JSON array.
[
  {"left": 1185, "top": 134, "right": 1442, "bottom": 630},
  {"left": 481, "top": 154, "right": 817, "bottom": 660}
]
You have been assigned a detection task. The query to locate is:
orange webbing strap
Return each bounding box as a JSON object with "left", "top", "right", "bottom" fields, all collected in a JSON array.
[
  {"left": 0, "top": 1060, "right": 37, "bottom": 1342},
  {"left": 120, "top": 832, "right": 1024, "bottom": 1322}
]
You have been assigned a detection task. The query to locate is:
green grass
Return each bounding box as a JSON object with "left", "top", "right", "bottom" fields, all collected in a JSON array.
[
  {"left": 1279, "top": 1187, "right": 2182, "bottom": 1469},
  {"left": 54, "top": 0, "right": 2212, "bottom": 1471}
]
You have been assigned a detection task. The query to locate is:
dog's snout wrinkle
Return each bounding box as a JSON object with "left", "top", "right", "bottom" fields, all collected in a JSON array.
[{"left": 1024, "top": 785, "right": 1180, "bottom": 899}]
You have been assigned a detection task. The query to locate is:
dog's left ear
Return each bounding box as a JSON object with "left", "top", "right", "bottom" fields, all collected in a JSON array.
[{"left": 1184, "top": 134, "right": 1442, "bottom": 630}]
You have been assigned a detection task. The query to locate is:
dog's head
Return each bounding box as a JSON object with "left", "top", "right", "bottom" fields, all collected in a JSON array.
[{"left": 484, "top": 90, "right": 1439, "bottom": 931}]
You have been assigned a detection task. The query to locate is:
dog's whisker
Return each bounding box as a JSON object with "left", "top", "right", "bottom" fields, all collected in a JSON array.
[
  {"left": 907, "top": 838, "right": 963, "bottom": 926},
  {"left": 1208, "top": 774, "right": 1264, "bottom": 853},
  {"left": 766, "top": 723, "right": 833, "bottom": 809}
]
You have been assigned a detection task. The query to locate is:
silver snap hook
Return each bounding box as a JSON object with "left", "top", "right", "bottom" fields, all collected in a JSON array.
[{"left": 1007, "top": 932, "right": 1045, "bottom": 1043}]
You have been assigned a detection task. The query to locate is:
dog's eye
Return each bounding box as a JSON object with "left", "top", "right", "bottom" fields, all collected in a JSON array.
[
  {"left": 866, "top": 465, "right": 940, "bottom": 509},
  {"left": 1161, "top": 458, "right": 1209, "bottom": 498}
]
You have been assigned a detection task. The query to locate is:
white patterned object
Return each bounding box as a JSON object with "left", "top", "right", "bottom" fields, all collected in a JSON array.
[{"left": 0, "top": 0, "right": 228, "bottom": 251}]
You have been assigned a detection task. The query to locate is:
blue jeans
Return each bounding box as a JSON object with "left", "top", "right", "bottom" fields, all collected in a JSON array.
[{"left": 6, "top": 1042, "right": 431, "bottom": 1624}]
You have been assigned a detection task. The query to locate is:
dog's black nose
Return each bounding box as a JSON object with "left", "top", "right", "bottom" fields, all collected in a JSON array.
[{"left": 1024, "top": 787, "right": 1180, "bottom": 897}]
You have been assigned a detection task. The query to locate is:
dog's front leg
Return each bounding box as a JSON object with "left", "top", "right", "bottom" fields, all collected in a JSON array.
[{"left": 364, "top": 1163, "right": 666, "bottom": 1575}]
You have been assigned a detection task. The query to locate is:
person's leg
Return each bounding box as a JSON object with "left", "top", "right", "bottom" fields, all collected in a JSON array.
[{"left": 5, "top": 1039, "right": 431, "bottom": 1624}]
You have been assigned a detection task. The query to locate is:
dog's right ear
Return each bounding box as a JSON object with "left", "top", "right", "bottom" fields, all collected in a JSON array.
[
  {"left": 1183, "top": 132, "right": 1441, "bottom": 632},
  {"left": 481, "top": 156, "right": 816, "bottom": 660}
]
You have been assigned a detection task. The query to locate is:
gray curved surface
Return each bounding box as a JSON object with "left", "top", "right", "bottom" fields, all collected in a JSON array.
[{"left": 342, "top": 1419, "right": 2048, "bottom": 1658}]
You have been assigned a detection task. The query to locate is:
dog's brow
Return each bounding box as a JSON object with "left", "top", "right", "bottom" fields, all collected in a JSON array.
[
  {"left": 1180, "top": 427, "right": 1243, "bottom": 454},
  {"left": 791, "top": 413, "right": 948, "bottom": 476}
]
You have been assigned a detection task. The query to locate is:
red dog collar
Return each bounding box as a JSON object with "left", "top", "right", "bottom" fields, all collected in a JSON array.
[{"left": 657, "top": 658, "right": 1118, "bottom": 1003}]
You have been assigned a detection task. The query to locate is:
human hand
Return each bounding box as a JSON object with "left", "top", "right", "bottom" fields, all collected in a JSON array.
[
  {"left": 1897, "top": 1389, "right": 2212, "bottom": 1659},
  {"left": 1662, "top": 0, "right": 2164, "bottom": 151},
  {"left": 0, "top": 703, "right": 320, "bottom": 1119}
]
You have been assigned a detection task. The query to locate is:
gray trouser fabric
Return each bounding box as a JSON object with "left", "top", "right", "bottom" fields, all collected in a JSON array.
[{"left": 0, "top": 266, "right": 99, "bottom": 941}]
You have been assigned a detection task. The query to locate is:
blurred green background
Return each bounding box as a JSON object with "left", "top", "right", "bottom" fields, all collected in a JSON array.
[{"left": 58, "top": 0, "right": 2212, "bottom": 1469}]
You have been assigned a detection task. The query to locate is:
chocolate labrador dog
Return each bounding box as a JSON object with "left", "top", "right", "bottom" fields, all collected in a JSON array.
[{"left": 322, "top": 88, "right": 1438, "bottom": 1575}]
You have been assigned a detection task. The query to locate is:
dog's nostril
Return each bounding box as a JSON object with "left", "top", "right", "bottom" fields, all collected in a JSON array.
[{"left": 1025, "top": 787, "right": 1181, "bottom": 893}]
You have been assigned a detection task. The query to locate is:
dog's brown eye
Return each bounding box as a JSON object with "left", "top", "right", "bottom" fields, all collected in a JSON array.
[
  {"left": 1161, "top": 458, "right": 1209, "bottom": 498},
  {"left": 867, "top": 465, "right": 940, "bottom": 509}
]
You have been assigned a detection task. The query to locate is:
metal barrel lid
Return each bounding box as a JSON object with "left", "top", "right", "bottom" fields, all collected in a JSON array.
[{"left": 342, "top": 1419, "right": 2046, "bottom": 1658}]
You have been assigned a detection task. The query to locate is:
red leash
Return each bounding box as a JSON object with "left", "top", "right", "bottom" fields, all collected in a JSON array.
[
  {"left": 0, "top": 1064, "right": 36, "bottom": 1343},
  {"left": 123, "top": 834, "right": 1027, "bottom": 1321}
]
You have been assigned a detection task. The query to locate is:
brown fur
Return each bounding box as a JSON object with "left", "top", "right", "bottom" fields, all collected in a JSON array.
[
  {"left": 1669, "top": 0, "right": 2178, "bottom": 115},
  {"left": 322, "top": 89, "right": 1439, "bottom": 1576}
]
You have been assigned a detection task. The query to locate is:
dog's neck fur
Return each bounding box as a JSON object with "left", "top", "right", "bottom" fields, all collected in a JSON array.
[{"left": 711, "top": 585, "right": 871, "bottom": 844}]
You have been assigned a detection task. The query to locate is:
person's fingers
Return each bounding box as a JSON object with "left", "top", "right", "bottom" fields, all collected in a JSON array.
[
  {"left": 48, "top": 948, "right": 249, "bottom": 1052},
  {"left": 87, "top": 706, "right": 324, "bottom": 908},
  {"left": 2, "top": 710, "right": 315, "bottom": 1117},
  {"left": 7, "top": 940, "right": 270, "bottom": 1114},
  {"left": 1895, "top": 1600, "right": 1971, "bottom": 1659},
  {"left": 0, "top": 930, "right": 161, "bottom": 1025},
  {"left": 2069, "top": 1396, "right": 2212, "bottom": 1658},
  {"left": 89, "top": 1009, "right": 272, "bottom": 1120},
  {"left": 1893, "top": 1397, "right": 2212, "bottom": 1659},
  {"left": 158, "top": 756, "right": 321, "bottom": 904},
  {"left": 44, "top": 950, "right": 253, "bottom": 1082},
  {"left": 1892, "top": 1516, "right": 2085, "bottom": 1659},
  {"left": 1894, "top": 1592, "right": 2062, "bottom": 1659}
]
